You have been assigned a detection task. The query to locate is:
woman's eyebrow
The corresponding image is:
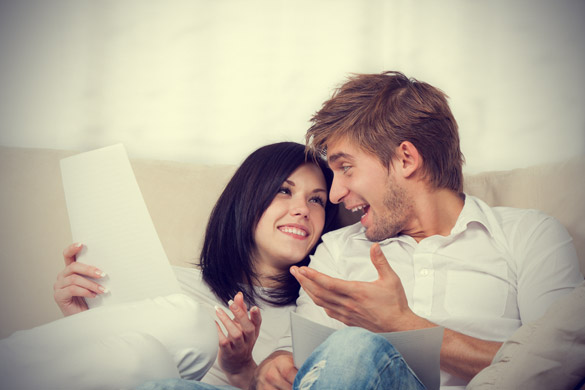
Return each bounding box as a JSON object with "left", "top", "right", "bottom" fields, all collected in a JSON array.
[{"left": 285, "top": 180, "right": 326, "bottom": 194}]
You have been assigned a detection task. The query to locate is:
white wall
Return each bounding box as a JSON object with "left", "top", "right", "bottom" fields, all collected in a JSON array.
[{"left": 1, "top": 0, "right": 584, "bottom": 173}]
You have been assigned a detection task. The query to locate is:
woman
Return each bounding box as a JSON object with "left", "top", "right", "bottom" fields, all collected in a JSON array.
[{"left": 12, "top": 142, "right": 336, "bottom": 389}]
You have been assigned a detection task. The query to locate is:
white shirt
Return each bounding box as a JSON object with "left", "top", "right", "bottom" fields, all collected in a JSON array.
[
  {"left": 287, "top": 195, "right": 583, "bottom": 389},
  {"left": 173, "top": 266, "right": 295, "bottom": 386}
]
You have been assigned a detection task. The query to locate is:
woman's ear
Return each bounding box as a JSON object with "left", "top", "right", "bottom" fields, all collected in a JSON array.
[{"left": 394, "top": 141, "right": 421, "bottom": 179}]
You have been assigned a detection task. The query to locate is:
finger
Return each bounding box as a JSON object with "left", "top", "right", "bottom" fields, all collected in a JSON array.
[
  {"left": 229, "top": 297, "right": 257, "bottom": 338},
  {"left": 62, "top": 261, "right": 107, "bottom": 280},
  {"left": 277, "top": 359, "right": 298, "bottom": 385},
  {"left": 293, "top": 266, "right": 349, "bottom": 294},
  {"left": 369, "top": 243, "right": 397, "bottom": 280},
  {"left": 54, "top": 285, "right": 97, "bottom": 301},
  {"left": 292, "top": 266, "right": 352, "bottom": 300},
  {"left": 59, "top": 273, "right": 108, "bottom": 295},
  {"left": 291, "top": 266, "right": 329, "bottom": 304},
  {"left": 289, "top": 276, "right": 351, "bottom": 321},
  {"left": 215, "top": 305, "right": 244, "bottom": 345},
  {"left": 233, "top": 291, "right": 248, "bottom": 311},
  {"left": 215, "top": 321, "right": 230, "bottom": 348},
  {"left": 62, "top": 242, "right": 84, "bottom": 266},
  {"left": 249, "top": 306, "right": 262, "bottom": 338},
  {"left": 264, "top": 366, "right": 295, "bottom": 390}
]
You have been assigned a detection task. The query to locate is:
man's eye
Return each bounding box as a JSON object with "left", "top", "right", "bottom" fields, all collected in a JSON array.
[{"left": 342, "top": 166, "right": 351, "bottom": 173}]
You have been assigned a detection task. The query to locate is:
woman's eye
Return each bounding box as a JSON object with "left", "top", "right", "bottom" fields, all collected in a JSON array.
[
  {"left": 278, "top": 187, "right": 291, "bottom": 195},
  {"left": 309, "top": 197, "right": 326, "bottom": 207}
]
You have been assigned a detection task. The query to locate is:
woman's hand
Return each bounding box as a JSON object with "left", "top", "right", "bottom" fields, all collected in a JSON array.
[
  {"left": 53, "top": 243, "right": 108, "bottom": 316},
  {"left": 215, "top": 292, "right": 262, "bottom": 389}
]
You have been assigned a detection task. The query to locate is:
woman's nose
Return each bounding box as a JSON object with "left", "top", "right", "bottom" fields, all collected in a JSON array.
[{"left": 290, "top": 200, "right": 310, "bottom": 218}]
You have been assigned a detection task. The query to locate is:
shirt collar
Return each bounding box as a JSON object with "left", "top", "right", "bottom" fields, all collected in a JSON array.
[
  {"left": 450, "top": 193, "right": 495, "bottom": 238},
  {"left": 355, "top": 193, "right": 496, "bottom": 243}
]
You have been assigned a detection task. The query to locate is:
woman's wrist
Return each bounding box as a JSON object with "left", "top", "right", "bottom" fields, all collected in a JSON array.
[{"left": 224, "top": 359, "right": 258, "bottom": 389}]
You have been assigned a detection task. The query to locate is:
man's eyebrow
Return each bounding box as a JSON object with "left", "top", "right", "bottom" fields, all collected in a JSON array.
[{"left": 327, "top": 152, "right": 354, "bottom": 164}]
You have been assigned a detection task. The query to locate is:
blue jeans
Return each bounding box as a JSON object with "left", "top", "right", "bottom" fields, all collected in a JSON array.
[
  {"left": 293, "top": 327, "right": 424, "bottom": 390},
  {"left": 137, "top": 327, "right": 424, "bottom": 390},
  {"left": 136, "top": 380, "right": 236, "bottom": 390}
]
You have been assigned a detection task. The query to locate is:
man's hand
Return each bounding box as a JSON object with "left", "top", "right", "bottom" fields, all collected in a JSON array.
[
  {"left": 291, "top": 243, "right": 427, "bottom": 333},
  {"left": 250, "top": 350, "right": 296, "bottom": 390},
  {"left": 291, "top": 243, "right": 503, "bottom": 380}
]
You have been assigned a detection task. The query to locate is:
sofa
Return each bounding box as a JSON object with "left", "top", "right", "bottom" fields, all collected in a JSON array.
[{"left": 1, "top": 145, "right": 584, "bottom": 378}]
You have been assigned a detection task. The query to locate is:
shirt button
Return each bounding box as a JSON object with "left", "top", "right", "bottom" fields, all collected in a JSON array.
[{"left": 420, "top": 269, "right": 429, "bottom": 276}]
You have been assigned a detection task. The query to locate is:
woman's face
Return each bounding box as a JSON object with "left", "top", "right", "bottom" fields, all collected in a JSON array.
[{"left": 253, "top": 163, "right": 327, "bottom": 281}]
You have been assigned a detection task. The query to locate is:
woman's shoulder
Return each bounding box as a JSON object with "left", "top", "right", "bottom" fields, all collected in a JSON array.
[{"left": 172, "top": 265, "right": 219, "bottom": 306}]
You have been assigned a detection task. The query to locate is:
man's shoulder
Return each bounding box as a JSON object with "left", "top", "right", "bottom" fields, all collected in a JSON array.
[
  {"left": 467, "top": 194, "right": 554, "bottom": 228},
  {"left": 466, "top": 195, "right": 566, "bottom": 250}
]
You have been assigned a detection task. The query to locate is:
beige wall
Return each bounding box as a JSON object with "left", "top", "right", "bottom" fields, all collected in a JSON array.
[{"left": 0, "top": 0, "right": 584, "bottom": 172}]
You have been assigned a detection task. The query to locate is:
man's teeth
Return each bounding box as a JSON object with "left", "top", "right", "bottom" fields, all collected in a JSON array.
[
  {"left": 351, "top": 205, "right": 367, "bottom": 213},
  {"left": 280, "top": 227, "right": 308, "bottom": 237}
]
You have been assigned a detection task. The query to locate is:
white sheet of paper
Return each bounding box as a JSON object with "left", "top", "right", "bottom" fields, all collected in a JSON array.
[
  {"left": 60, "top": 144, "right": 181, "bottom": 308},
  {"left": 291, "top": 312, "right": 443, "bottom": 390}
]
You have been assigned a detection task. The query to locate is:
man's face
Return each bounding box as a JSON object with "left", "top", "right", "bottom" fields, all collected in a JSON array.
[{"left": 326, "top": 138, "right": 413, "bottom": 241}]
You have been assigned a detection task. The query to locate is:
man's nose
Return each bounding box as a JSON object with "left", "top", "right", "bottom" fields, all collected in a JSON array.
[{"left": 329, "top": 177, "right": 348, "bottom": 204}]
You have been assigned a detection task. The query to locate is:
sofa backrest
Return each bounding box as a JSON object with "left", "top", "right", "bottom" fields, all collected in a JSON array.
[{"left": 0, "top": 145, "right": 583, "bottom": 338}]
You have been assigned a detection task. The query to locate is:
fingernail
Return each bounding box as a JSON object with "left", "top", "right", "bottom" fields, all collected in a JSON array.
[
  {"left": 95, "top": 269, "right": 107, "bottom": 277},
  {"left": 98, "top": 285, "right": 109, "bottom": 294},
  {"left": 251, "top": 306, "right": 259, "bottom": 313},
  {"left": 299, "top": 268, "right": 307, "bottom": 276},
  {"left": 290, "top": 267, "right": 296, "bottom": 276},
  {"left": 214, "top": 305, "right": 221, "bottom": 313},
  {"left": 228, "top": 299, "right": 234, "bottom": 306},
  {"left": 74, "top": 242, "right": 83, "bottom": 248}
]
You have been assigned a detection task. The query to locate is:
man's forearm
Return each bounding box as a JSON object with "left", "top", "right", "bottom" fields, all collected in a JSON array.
[
  {"left": 440, "top": 327, "right": 502, "bottom": 380},
  {"left": 392, "top": 315, "right": 501, "bottom": 381}
]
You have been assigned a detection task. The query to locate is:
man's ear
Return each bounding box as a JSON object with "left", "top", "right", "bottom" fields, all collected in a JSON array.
[{"left": 393, "top": 141, "right": 421, "bottom": 178}]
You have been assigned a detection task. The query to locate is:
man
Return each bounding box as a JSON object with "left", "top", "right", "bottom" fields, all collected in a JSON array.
[{"left": 252, "top": 71, "right": 583, "bottom": 389}]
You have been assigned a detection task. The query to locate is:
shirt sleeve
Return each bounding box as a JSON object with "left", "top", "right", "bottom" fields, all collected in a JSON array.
[{"left": 514, "top": 210, "right": 584, "bottom": 322}]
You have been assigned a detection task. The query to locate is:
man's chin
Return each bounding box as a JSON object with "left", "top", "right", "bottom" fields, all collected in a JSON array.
[
  {"left": 364, "top": 224, "right": 397, "bottom": 242},
  {"left": 364, "top": 228, "right": 386, "bottom": 242}
]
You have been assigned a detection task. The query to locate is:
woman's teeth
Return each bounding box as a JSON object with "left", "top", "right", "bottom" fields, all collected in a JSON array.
[{"left": 279, "top": 227, "right": 308, "bottom": 237}]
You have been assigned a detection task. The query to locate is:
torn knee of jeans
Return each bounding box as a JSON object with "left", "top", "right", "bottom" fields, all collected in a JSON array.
[{"left": 298, "top": 360, "right": 327, "bottom": 390}]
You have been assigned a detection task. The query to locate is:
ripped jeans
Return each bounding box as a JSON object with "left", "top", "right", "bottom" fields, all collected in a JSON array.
[
  {"left": 137, "top": 327, "right": 425, "bottom": 390},
  {"left": 294, "top": 327, "right": 425, "bottom": 390}
]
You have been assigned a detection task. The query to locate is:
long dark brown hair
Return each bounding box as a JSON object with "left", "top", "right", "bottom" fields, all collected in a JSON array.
[{"left": 199, "top": 142, "right": 337, "bottom": 307}]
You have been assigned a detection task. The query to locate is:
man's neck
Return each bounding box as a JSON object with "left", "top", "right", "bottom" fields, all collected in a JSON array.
[{"left": 402, "top": 188, "right": 465, "bottom": 243}]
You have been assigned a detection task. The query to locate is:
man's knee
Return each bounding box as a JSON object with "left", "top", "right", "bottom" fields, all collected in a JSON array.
[{"left": 295, "top": 327, "right": 424, "bottom": 390}]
